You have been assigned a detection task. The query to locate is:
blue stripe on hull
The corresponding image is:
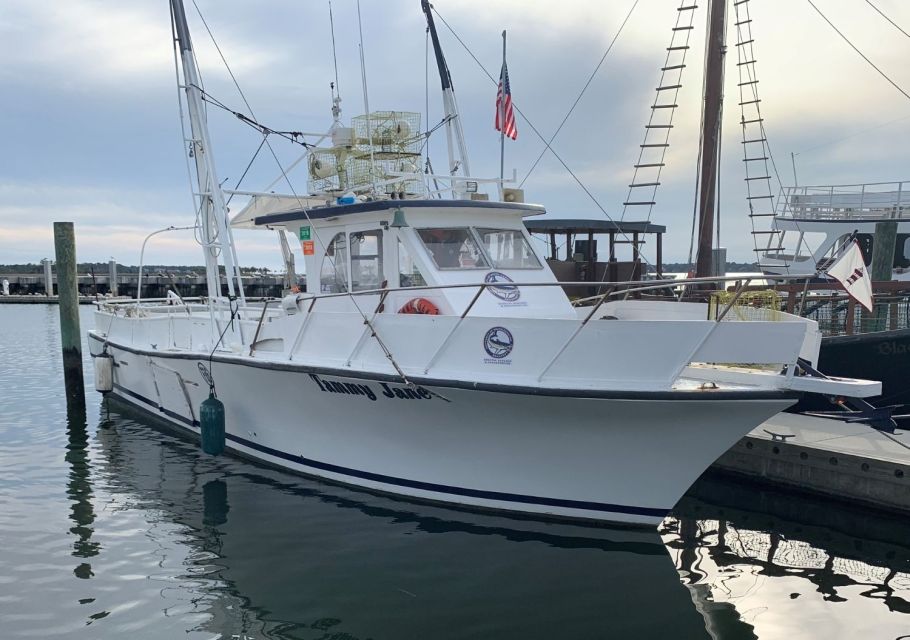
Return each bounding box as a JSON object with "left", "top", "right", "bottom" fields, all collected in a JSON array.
[{"left": 110, "top": 383, "right": 670, "bottom": 521}]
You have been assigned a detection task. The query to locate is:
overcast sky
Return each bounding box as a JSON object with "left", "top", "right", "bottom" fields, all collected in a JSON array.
[{"left": 2, "top": 0, "right": 910, "bottom": 270}]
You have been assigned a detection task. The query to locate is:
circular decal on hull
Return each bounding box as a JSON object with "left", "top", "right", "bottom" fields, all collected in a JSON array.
[
  {"left": 483, "top": 326, "right": 514, "bottom": 359},
  {"left": 484, "top": 271, "right": 520, "bottom": 302}
]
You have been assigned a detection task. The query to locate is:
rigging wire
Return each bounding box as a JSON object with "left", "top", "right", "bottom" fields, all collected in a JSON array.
[
  {"left": 430, "top": 6, "right": 658, "bottom": 272},
  {"left": 806, "top": 0, "right": 910, "bottom": 104},
  {"left": 195, "top": 88, "right": 312, "bottom": 148},
  {"left": 795, "top": 113, "right": 910, "bottom": 157},
  {"left": 865, "top": 0, "right": 910, "bottom": 41},
  {"left": 518, "top": 0, "right": 639, "bottom": 188},
  {"left": 225, "top": 136, "right": 268, "bottom": 206},
  {"left": 189, "top": 0, "right": 432, "bottom": 394}
]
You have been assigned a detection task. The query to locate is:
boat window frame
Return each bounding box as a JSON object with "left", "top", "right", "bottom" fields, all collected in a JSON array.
[
  {"left": 319, "top": 231, "right": 350, "bottom": 293},
  {"left": 473, "top": 227, "right": 544, "bottom": 270},
  {"left": 349, "top": 228, "right": 384, "bottom": 292},
  {"left": 415, "top": 226, "right": 492, "bottom": 271}
]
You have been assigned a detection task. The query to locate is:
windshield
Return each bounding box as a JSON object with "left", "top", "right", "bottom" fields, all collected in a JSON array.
[
  {"left": 475, "top": 228, "right": 542, "bottom": 269},
  {"left": 416, "top": 228, "right": 490, "bottom": 270}
]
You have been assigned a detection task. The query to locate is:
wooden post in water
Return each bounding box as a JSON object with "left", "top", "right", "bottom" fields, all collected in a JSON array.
[
  {"left": 108, "top": 260, "right": 118, "bottom": 297},
  {"left": 43, "top": 258, "right": 54, "bottom": 296},
  {"left": 54, "top": 222, "right": 85, "bottom": 408},
  {"left": 869, "top": 220, "right": 897, "bottom": 331}
]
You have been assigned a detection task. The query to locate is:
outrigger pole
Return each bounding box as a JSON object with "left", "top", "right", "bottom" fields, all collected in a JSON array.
[
  {"left": 170, "top": 0, "right": 246, "bottom": 305},
  {"left": 421, "top": 0, "right": 472, "bottom": 198},
  {"left": 694, "top": 0, "right": 727, "bottom": 279}
]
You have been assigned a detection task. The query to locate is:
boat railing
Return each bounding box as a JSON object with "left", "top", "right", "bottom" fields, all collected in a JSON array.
[
  {"left": 776, "top": 180, "right": 910, "bottom": 221},
  {"left": 98, "top": 274, "right": 843, "bottom": 384},
  {"left": 275, "top": 274, "right": 819, "bottom": 379}
]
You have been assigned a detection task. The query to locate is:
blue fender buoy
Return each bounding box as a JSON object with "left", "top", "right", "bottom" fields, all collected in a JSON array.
[{"left": 200, "top": 392, "right": 225, "bottom": 455}]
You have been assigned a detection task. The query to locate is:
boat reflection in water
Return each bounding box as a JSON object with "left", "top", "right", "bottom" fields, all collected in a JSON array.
[
  {"left": 663, "top": 474, "right": 910, "bottom": 639},
  {"left": 96, "top": 400, "right": 712, "bottom": 639}
]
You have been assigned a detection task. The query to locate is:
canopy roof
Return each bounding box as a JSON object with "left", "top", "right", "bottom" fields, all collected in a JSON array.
[
  {"left": 229, "top": 194, "right": 331, "bottom": 229},
  {"left": 524, "top": 218, "right": 665, "bottom": 235}
]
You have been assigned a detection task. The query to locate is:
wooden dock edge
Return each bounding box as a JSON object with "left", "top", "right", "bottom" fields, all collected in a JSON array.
[{"left": 711, "top": 435, "right": 910, "bottom": 514}]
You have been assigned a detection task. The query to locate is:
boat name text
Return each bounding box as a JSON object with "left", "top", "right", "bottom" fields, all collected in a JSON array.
[{"left": 308, "top": 374, "right": 433, "bottom": 401}]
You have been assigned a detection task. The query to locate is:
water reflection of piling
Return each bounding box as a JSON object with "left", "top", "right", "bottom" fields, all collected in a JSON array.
[
  {"left": 66, "top": 400, "right": 97, "bottom": 579},
  {"left": 53, "top": 222, "right": 85, "bottom": 408}
]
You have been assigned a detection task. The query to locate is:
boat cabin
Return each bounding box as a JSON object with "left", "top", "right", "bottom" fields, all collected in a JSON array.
[
  {"left": 524, "top": 218, "right": 666, "bottom": 296},
  {"left": 237, "top": 198, "right": 578, "bottom": 319}
]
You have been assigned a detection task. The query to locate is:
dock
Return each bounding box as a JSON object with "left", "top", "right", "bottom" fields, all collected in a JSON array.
[
  {"left": 0, "top": 295, "right": 112, "bottom": 305},
  {"left": 712, "top": 412, "right": 910, "bottom": 513}
]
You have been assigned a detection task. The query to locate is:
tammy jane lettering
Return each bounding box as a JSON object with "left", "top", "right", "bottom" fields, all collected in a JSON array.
[
  {"left": 309, "top": 374, "right": 377, "bottom": 400},
  {"left": 308, "top": 374, "right": 433, "bottom": 401}
]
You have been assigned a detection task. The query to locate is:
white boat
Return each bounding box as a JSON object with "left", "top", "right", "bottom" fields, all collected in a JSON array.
[
  {"left": 761, "top": 180, "right": 910, "bottom": 279},
  {"left": 88, "top": 0, "right": 880, "bottom": 526}
]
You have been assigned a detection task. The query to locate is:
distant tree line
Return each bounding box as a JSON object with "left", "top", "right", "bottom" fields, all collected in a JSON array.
[{"left": 660, "top": 261, "right": 761, "bottom": 273}]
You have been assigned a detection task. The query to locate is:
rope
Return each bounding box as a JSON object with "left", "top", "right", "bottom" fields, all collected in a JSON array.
[
  {"left": 519, "top": 0, "right": 639, "bottom": 188},
  {"left": 431, "top": 6, "right": 658, "bottom": 274},
  {"left": 225, "top": 136, "right": 268, "bottom": 206},
  {"left": 865, "top": 0, "right": 910, "bottom": 41},
  {"left": 807, "top": 0, "right": 910, "bottom": 104}
]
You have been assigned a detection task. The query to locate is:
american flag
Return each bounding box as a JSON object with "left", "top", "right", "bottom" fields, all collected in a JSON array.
[{"left": 495, "top": 60, "right": 517, "bottom": 140}]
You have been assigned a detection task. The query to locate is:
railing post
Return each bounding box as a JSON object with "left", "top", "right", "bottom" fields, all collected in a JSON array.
[
  {"left": 536, "top": 287, "right": 614, "bottom": 382},
  {"left": 287, "top": 296, "right": 318, "bottom": 361},
  {"left": 423, "top": 285, "right": 487, "bottom": 374},
  {"left": 248, "top": 299, "right": 272, "bottom": 357}
]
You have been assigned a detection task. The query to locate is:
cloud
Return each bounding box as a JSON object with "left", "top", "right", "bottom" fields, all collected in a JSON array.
[{"left": 2, "top": 0, "right": 910, "bottom": 269}]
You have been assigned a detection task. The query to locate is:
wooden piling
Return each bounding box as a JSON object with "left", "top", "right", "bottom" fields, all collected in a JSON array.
[
  {"left": 54, "top": 222, "right": 85, "bottom": 408},
  {"left": 108, "top": 260, "right": 118, "bottom": 297},
  {"left": 870, "top": 220, "right": 898, "bottom": 331}
]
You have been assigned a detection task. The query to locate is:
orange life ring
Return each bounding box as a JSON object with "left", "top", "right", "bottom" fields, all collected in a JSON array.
[{"left": 398, "top": 297, "right": 440, "bottom": 315}]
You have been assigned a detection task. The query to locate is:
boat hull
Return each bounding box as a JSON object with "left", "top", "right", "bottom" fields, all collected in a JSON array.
[{"left": 90, "top": 333, "right": 796, "bottom": 526}]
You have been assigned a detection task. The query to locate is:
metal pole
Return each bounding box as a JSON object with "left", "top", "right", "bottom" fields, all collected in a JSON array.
[
  {"left": 54, "top": 222, "right": 84, "bottom": 409},
  {"left": 499, "top": 30, "right": 506, "bottom": 200},
  {"left": 694, "top": 0, "right": 727, "bottom": 278}
]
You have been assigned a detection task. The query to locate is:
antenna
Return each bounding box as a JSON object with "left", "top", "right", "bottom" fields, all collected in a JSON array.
[
  {"left": 356, "top": 0, "right": 377, "bottom": 193},
  {"left": 328, "top": 1, "right": 342, "bottom": 126}
]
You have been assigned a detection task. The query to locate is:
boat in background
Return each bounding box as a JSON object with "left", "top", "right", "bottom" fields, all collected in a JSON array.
[{"left": 753, "top": 181, "right": 910, "bottom": 416}]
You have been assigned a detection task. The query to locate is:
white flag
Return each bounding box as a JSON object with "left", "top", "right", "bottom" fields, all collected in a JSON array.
[{"left": 826, "top": 241, "right": 873, "bottom": 312}]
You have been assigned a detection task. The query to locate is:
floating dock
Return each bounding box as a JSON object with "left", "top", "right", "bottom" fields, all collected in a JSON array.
[{"left": 712, "top": 412, "right": 910, "bottom": 513}]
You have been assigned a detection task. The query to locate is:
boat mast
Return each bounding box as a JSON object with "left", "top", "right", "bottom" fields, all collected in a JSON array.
[
  {"left": 421, "top": 0, "right": 471, "bottom": 198},
  {"left": 694, "top": 0, "right": 727, "bottom": 278},
  {"left": 170, "top": 0, "right": 245, "bottom": 304}
]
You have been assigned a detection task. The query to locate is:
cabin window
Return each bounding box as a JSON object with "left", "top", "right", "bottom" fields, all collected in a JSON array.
[
  {"left": 398, "top": 239, "right": 426, "bottom": 287},
  {"left": 416, "top": 228, "right": 490, "bottom": 270},
  {"left": 350, "top": 230, "right": 383, "bottom": 292},
  {"left": 320, "top": 232, "right": 349, "bottom": 293},
  {"left": 475, "top": 228, "right": 542, "bottom": 269}
]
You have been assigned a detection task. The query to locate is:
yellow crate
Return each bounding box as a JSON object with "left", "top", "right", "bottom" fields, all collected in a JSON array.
[{"left": 709, "top": 289, "right": 782, "bottom": 322}]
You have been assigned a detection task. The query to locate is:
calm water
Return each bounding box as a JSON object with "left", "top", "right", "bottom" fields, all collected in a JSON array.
[{"left": 1, "top": 304, "right": 909, "bottom": 639}]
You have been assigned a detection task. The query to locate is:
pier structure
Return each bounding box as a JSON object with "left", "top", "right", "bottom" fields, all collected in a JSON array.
[
  {"left": 0, "top": 269, "right": 296, "bottom": 301},
  {"left": 713, "top": 414, "right": 910, "bottom": 514}
]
